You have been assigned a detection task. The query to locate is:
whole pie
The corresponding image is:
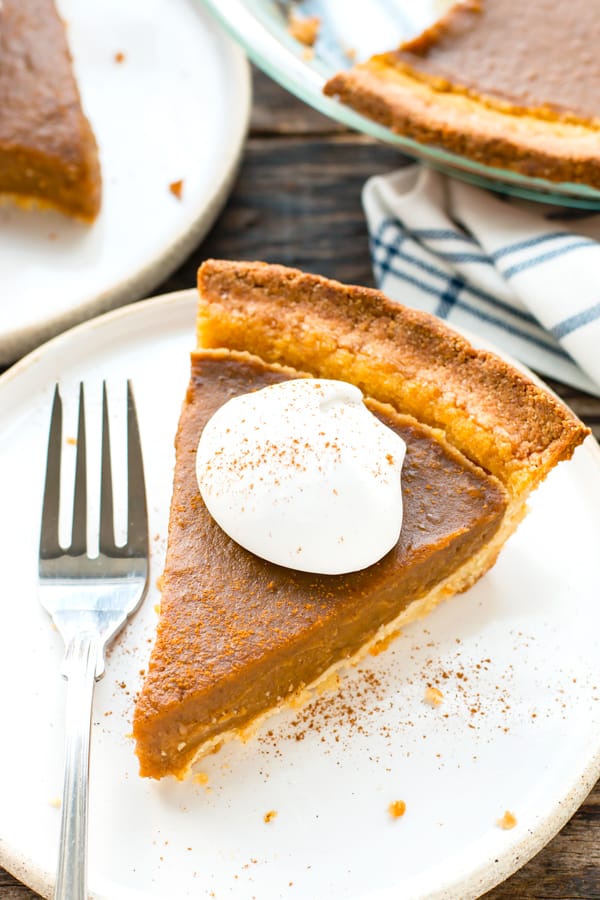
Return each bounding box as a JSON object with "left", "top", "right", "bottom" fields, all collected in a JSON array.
[
  {"left": 0, "top": 0, "right": 101, "bottom": 221},
  {"left": 133, "top": 260, "right": 588, "bottom": 779},
  {"left": 324, "top": 0, "right": 600, "bottom": 188}
]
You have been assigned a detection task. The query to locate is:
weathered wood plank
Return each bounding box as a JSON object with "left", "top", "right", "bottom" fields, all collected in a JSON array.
[
  {"left": 0, "top": 870, "right": 39, "bottom": 899},
  {"left": 157, "top": 134, "right": 407, "bottom": 291},
  {"left": 250, "top": 66, "right": 346, "bottom": 136}
]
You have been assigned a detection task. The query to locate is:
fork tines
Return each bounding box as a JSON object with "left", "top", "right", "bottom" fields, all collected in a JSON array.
[{"left": 39, "top": 382, "right": 148, "bottom": 562}]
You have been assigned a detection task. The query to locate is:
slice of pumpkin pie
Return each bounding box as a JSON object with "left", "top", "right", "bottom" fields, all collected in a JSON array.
[
  {"left": 0, "top": 0, "right": 101, "bottom": 221},
  {"left": 132, "top": 260, "right": 588, "bottom": 779}
]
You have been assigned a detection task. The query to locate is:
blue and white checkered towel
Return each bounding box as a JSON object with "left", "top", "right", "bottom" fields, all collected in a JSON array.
[{"left": 363, "top": 165, "right": 600, "bottom": 395}]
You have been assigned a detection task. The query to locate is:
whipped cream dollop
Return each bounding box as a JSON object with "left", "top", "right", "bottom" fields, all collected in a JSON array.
[{"left": 195, "top": 379, "right": 406, "bottom": 575}]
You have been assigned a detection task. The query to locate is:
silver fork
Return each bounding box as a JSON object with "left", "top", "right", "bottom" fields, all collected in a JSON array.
[{"left": 39, "top": 382, "right": 149, "bottom": 900}]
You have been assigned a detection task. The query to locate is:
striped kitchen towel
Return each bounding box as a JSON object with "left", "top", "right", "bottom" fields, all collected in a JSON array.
[{"left": 363, "top": 165, "right": 600, "bottom": 395}]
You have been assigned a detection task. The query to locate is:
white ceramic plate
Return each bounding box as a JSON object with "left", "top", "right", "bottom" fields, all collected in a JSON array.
[
  {"left": 0, "top": 0, "right": 250, "bottom": 364},
  {"left": 0, "top": 291, "right": 599, "bottom": 900}
]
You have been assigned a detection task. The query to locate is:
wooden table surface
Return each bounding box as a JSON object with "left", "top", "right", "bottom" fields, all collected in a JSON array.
[{"left": 1, "top": 68, "right": 599, "bottom": 899}]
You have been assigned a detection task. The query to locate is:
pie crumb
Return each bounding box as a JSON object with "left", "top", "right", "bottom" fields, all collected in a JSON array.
[
  {"left": 290, "top": 688, "right": 311, "bottom": 709},
  {"left": 48, "top": 796, "right": 61, "bottom": 808},
  {"left": 114, "top": 51, "right": 125, "bottom": 64},
  {"left": 288, "top": 11, "right": 320, "bottom": 47},
  {"left": 497, "top": 810, "right": 517, "bottom": 830},
  {"left": 169, "top": 179, "right": 184, "bottom": 200},
  {"left": 369, "top": 629, "right": 401, "bottom": 657},
  {"left": 263, "top": 809, "right": 278, "bottom": 824},
  {"left": 424, "top": 686, "right": 444, "bottom": 707},
  {"left": 315, "top": 672, "right": 340, "bottom": 695},
  {"left": 194, "top": 772, "right": 209, "bottom": 785},
  {"left": 388, "top": 800, "right": 406, "bottom": 819}
]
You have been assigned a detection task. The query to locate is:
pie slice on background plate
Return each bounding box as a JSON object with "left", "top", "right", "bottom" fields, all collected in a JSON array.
[
  {"left": 133, "top": 259, "right": 588, "bottom": 779},
  {"left": 0, "top": 0, "right": 101, "bottom": 221}
]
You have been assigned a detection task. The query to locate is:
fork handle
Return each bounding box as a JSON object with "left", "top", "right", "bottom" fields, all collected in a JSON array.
[{"left": 55, "top": 636, "right": 99, "bottom": 900}]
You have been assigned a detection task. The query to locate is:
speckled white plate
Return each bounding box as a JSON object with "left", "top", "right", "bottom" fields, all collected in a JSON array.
[
  {"left": 0, "top": 0, "right": 250, "bottom": 364},
  {"left": 0, "top": 290, "right": 599, "bottom": 900}
]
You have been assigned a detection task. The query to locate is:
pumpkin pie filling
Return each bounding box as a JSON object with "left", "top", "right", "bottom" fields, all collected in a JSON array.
[
  {"left": 134, "top": 350, "right": 507, "bottom": 778},
  {"left": 394, "top": 0, "right": 600, "bottom": 123},
  {"left": 132, "top": 260, "right": 588, "bottom": 780}
]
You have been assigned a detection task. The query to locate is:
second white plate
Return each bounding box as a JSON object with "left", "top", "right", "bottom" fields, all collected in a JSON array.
[
  {"left": 0, "top": 0, "right": 250, "bottom": 364},
  {"left": 0, "top": 291, "right": 599, "bottom": 900}
]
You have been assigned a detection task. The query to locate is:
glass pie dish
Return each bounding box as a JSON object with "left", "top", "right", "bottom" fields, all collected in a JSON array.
[{"left": 201, "top": 0, "right": 600, "bottom": 209}]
